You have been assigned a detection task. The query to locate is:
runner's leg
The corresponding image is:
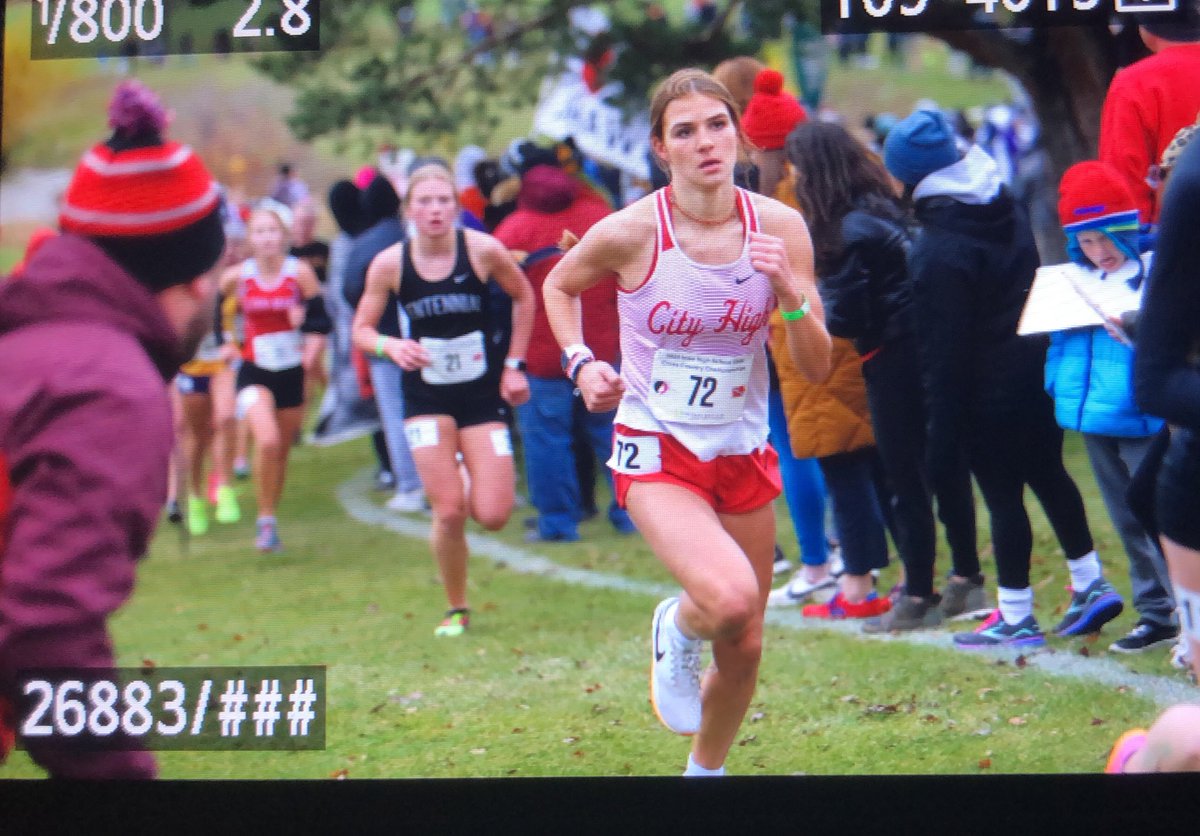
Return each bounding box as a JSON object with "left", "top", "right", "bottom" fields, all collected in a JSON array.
[
  {"left": 406, "top": 415, "right": 469, "bottom": 610},
  {"left": 458, "top": 421, "right": 516, "bottom": 532},
  {"left": 626, "top": 482, "right": 774, "bottom": 769}
]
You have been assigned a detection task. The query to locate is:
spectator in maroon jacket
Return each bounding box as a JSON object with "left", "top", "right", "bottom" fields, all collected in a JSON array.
[
  {"left": 0, "top": 81, "right": 224, "bottom": 778},
  {"left": 494, "top": 162, "right": 635, "bottom": 541}
]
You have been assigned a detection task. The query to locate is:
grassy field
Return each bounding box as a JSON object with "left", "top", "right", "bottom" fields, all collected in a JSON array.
[{"left": 1, "top": 422, "right": 1189, "bottom": 779}]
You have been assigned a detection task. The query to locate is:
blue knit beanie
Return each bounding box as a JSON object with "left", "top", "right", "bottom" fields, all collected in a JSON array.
[{"left": 883, "top": 109, "right": 962, "bottom": 186}]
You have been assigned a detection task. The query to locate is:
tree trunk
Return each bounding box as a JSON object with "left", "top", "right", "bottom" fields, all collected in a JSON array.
[{"left": 934, "top": 25, "right": 1117, "bottom": 260}]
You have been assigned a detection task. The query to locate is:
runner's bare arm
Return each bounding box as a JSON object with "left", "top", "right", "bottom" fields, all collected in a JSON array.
[
  {"left": 543, "top": 210, "right": 649, "bottom": 349},
  {"left": 544, "top": 210, "right": 649, "bottom": 412},
  {"left": 351, "top": 245, "right": 429, "bottom": 370},
  {"left": 753, "top": 202, "right": 832, "bottom": 383}
]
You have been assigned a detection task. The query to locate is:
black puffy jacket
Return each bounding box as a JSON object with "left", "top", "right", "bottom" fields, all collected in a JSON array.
[
  {"left": 909, "top": 183, "right": 1048, "bottom": 468},
  {"left": 821, "top": 207, "right": 914, "bottom": 356}
]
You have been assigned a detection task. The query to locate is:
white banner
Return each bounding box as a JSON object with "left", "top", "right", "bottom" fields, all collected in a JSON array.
[{"left": 532, "top": 72, "right": 651, "bottom": 181}]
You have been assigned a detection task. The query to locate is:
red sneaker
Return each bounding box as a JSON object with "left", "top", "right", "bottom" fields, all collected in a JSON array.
[{"left": 802, "top": 591, "right": 891, "bottom": 619}]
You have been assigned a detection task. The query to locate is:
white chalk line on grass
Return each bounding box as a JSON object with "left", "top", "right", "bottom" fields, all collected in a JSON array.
[{"left": 338, "top": 469, "right": 1197, "bottom": 709}]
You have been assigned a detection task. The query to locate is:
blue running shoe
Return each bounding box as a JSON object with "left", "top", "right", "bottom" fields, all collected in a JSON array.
[
  {"left": 255, "top": 519, "right": 282, "bottom": 553},
  {"left": 953, "top": 610, "right": 1046, "bottom": 650},
  {"left": 1053, "top": 578, "right": 1124, "bottom": 636}
]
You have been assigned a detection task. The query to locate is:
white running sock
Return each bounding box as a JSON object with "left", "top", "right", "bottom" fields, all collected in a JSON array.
[
  {"left": 1067, "top": 551, "right": 1102, "bottom": 591},
  {"left": 670, "top": 601, "right": 702, "bottom": 644},
  {"left": 998, "top": 586, "right": 1034, "bottom": 625},
  {"left": 683, "top": 753, "right": 725, "bottom": 777}
]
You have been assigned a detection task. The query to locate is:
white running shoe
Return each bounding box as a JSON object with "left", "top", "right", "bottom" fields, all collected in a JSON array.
[
  {"left": 767, "top": 571, "right": 837, "bottom": 607},
  {"left": 386, "top": 488, "right": 426, "bottom": 513},
  {"left": 650, "top": 597, "right": 702, "bottom": 736}
]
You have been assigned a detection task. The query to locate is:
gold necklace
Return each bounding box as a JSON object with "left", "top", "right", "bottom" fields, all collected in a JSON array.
[{"left": 669, "top": 190, "right": 737, "bottom": 227}]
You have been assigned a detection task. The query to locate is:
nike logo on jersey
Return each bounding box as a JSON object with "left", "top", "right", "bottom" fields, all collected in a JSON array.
[
  {"left": 734, "top": 273, "right": 752, "bottom": 284},
  {"left": 452, "top": 273, "right": 469, "bottom": 284}
]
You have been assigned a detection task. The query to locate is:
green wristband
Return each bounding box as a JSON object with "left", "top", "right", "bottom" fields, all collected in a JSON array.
[
  {"left": 375, "top": 335, "right": 389, "bottom": 358},
  {"left": 780, "top": 298, "right": 811, "bottom": 322}
]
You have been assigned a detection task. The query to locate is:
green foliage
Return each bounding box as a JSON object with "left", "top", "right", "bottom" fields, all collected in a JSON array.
[{"left": 246, "top": 1, "right": 817, "bottom": 146}]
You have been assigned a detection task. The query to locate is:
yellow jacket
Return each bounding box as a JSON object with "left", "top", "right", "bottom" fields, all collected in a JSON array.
[{"left": 770, "top": 164, "right": 874, "bottom": 459}]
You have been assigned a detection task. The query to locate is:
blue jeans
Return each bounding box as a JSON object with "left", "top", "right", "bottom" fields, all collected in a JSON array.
[
  {"left": 516, "top": 375, "right": 632, "bottom": 539},
  {"left": 368, "top": 357, "right": 421, "bottom": 493},
  {"left": 768, "top": 388, "right": 828, "bottom": 566}
]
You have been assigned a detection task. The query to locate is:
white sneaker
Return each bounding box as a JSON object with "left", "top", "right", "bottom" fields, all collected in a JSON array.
[
  {"left": 767, "top": 571, "right": 837, "bottom": 607},
  {"left": 828, "top": 546, "right": 845, "bottom": 577},
  {"left": 386, "top": 489, "right": 426, "bottom": 513},
  {"left": 1170, "top": 637, "right": 1193, "bottom": 671},
  {"left": 650, "top": 597, "right": 702, "bottom": 735},
  {"left": 772, "top": 544, "right": 793, "bottom": 577}
]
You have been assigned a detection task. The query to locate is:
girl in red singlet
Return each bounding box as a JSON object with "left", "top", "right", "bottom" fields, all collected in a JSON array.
[
  {"left": 219, "top": 201, "right": 323, "bottom": 552},
  {"left": 544, "top": 69, "right": 831, "bottom": 776}
]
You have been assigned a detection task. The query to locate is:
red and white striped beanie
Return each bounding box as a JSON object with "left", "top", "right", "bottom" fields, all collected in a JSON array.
[{"left": 59, "top": 80, "right": 224, "bottom": 291}]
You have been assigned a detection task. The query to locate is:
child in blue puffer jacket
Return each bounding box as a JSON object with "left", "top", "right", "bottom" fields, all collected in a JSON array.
[{"left": 1046, "top": 161, "right": 1178, "bottom": 654}]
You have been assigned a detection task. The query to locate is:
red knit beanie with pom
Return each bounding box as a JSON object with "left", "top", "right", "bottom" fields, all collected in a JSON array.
[
  {"left": 59, "top": 80, "right": 224, "bottom": 292},
  {"left": 740, "top": 69, "right": 807, "bottom": 151}
]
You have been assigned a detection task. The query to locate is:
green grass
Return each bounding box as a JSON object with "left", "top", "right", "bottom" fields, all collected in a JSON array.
[{"left": 1, "top": 426, "right": 1183, "bottom": 779}]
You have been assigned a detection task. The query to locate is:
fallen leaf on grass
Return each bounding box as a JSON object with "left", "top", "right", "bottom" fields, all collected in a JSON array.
[
  {"left": 141, "top": 659, "right": 157, "bottom": 671},
  {"left": 737, "top": 735, "right": 758, "bottom": 746},
  {"left": 482, "top": 602, "right": 498, "bottom": 612},
  {"left": 1091, "top": 718, "right": 1104, "bottom": 726},
  {"left": 922, "top": 714, "right": 940, "bottom": 723},
  {"left": 864, "top": 703, "right": 900, "bottom": 715},
  {"left": 1078, "top": 646, "right": 1091, "bottom": 657},
  {"left": 751, "top": 712, "right": 765, "bottom": 723},
  {"left": 197, "top": 624, "right": 208, "bottom": 631},
  {"left": 563, "top": 737, "right": 579, "bottom": 744},
  {"left": 584, "top": 683, "right": 602, "bottom": 694},
  {"left": 1008, "top": 717, "right": 1027, "bottom": 726},
  {"left": 366, "top": 603, "right": 379, "bottom": 614},
  {"left": 572, "top": 750, "right": 585, "bottom": 758},
  {"left": 977, "top": 688, "right": 996, "bottom": 699},
  {"left": 1015, "top": 655, "right": 1028, "bottom": 668},
  {"left": 840, "top": 694, "right": 860, "bottom": 704},
  {"left": 978, "top": 758, "right": 992, "bottom": 769},
  {"left": 232, "top": 634, "right": 244, "bottom": 642},
  {"left": 470, "top": 748, "right": 486, "bottom": 755},
  {"left": 1116, "top": 685, "right": 1130, "bottom": 694},
  {"left": 330, "top": 769, "right": 349, "bottom": 780},
  {"left": 511, "top": 728, "right": 524, "bottom": 734}
]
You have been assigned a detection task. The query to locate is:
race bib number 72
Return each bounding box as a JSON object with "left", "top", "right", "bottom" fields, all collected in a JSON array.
[
  {"left": 647, "top": 350, "right": 752, "bottom": 425},
  {"left": 607, "top": 434, "right": 662, "bottom": 475}
]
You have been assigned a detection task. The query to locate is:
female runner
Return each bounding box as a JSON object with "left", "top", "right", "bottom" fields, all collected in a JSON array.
[
  {"left": 219, "top": 200, "right": 329, "bottom": 552},
  {"left": 544, "top": 69, "right": 831, "bottom": 776},
  {"left": 352, "top": 164, "right": 534, "bottom": 637}
]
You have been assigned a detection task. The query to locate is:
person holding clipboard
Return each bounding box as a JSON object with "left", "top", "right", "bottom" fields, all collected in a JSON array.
[{"left": 1044, "top": 162, "right": 1177, "bottom": 653}]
